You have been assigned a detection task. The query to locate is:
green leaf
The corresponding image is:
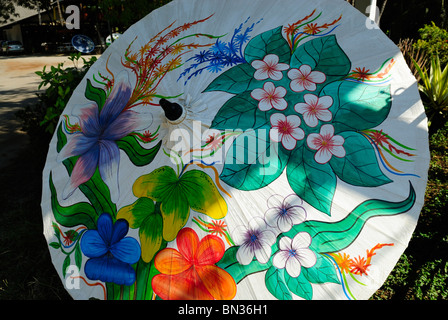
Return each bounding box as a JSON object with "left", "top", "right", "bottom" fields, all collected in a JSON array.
[
  {"left": 322, "top": 81, "right": 392, "bottom": 132},
  {"left": 204, "top": 63, "right": 259, "bottom": 94},
  {"left": 265, "top": 267, "right": 292, "bottom": 300},
  {"left": 219, "top": 129, "right": 288, "bottom": 191},
  {"left": 286, "top": 146, "right": 336, "bottom": 215},
  {"left": 330, "top": 131, "right": 392, "bottom": 187},
  {"left": 244, "top": 26, "right": 291, "bottom": 64},
  {"left": 117, "top": 197, "right": 155, "bottom": 228},
  {"left": 286, "top": 182, "right": 416, "bottom": 253},
  {"left": 62, "top": 255, "right": 71, "bottom": 278},
  {"left": 301, "top": 254, "right": 340, "bottom": 285},
  {"left": 56, "top": 123, "right": 67, "bottom": 153},
  {"left": 116, "top": 135, "right": 161, "bottom": 167},
  {"left": 210, "top": 91, "right": 269, "bottom": 131},
  {"left": 290, "top": 35, "right": 351, "bottom": 85},
  {"left": 85, "top": 79, "right": 107, "bottom": 111},
  {"left": 75, "top": 245, "right": 83, "bottom": 271},
  {"left": 133, "top": 166, "right": 227, "bottom": 242},
  {"left": 138, "top": 210, "right": 163, "bottom": 263},
  {"left": 49, "top": 172, "right": 98, "bottom": 229},
  {"left": 284, "top": 271, "right": 313, "bottom": 300},
  {"left": 49, "top": 242, "right": 61, "bottom": 249}
]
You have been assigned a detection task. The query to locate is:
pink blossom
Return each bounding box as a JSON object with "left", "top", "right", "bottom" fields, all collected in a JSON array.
[
  {"left": 287, "top": 65, "right": 326, "bottom": 92},
  {"left": 251, "top": 54, "right": 289, "bottom": 81},
  {"left": 251, "top": 82, "right": 287, "bottom": 111},
  {"left": 269, "top": 113, "right": 305, "bottom": 150},
  {"left": 307, "top": 124, "right": 345, "bottom": 164},
  {"left": 294, "top": 94, "right": 333, "bottom": 127}
]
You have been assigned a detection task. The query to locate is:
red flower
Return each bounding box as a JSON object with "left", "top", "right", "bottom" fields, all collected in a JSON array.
[{"left": 152, "top": 228, "right": 236, "bottom": 300}]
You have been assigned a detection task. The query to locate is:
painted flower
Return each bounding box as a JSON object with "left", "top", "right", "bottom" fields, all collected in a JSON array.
[
  {"left": 232, "top": 217, "right": 276, "bottom": 265},
  {"left": 264, "top": 194, "right": 307, "bottom": 232},
  {"left": 272, "top": 232, "right": 317, "bottom": 278},
  {"left": 294, "top": 94, "right": 333, "bottom": 127},
  {"left": 307, "top": 124, "right": 345, "bottom": 164},
  {"left": 152, "top": 227, "right": 236, "bottom": 300},
  {"left": 80, "top": 213, "right": 141, "bottom": 286},
  {"left": 269, "top": 113, "right": 305, "bottom": 150},
  {"left": 251, "top": 54, "right": 289, "bottom": 81},
  {"left": 251, "top": 82, "right": 287, "bottom": 111},
  {"left": 58, "top": 72, "right": 152, "bottom": 202},
  {"left": 287, "top": 64, "right": 326, "bottom": 92}
]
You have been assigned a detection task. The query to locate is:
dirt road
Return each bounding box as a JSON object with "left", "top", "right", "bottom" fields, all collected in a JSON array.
[{"left": 0, "top": 54, "right": 94, "bottom": 169}]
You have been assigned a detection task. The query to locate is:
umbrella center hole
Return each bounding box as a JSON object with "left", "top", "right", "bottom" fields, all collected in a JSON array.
[{"left": 159, "top": 98, "right": 184, "bottom": 123}]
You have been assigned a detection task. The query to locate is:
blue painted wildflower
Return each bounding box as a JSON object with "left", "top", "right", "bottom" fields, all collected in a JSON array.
[{"left": 80, "top": 213, "right": 141, "bottom": 286}]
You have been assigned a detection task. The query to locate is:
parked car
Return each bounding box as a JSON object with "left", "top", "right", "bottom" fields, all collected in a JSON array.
[{"left": 2, "top": 41, "right": 25, "bottom": 55}]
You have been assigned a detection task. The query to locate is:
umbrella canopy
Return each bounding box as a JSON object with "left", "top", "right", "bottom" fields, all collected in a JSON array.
[{"left": 41, "top": 0, "right": 429, "bottom": 300}]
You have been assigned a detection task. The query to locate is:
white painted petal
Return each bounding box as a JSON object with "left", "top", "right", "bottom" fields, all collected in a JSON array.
[
  {"left": 274, "top": 86, "right": 287, "bottom": 97},
  {"left": 317, "top": 109, "right": 332, "bottom": 122},
  {"left": 236, "top": 243, "right": 255, "bottom": 265},
  {"left": 254, "top": 69, "right": 269, "bottom": 80},
  {"left": 258, "top": 99, "right": 273, "bottom": 111},
  {"left": 267, "top": 194, "right": 284, "bottom": 209},
  {"left": 263, "top": 81, "right": 276, "bottom": 92},
  {"left": 259, "top": 229, "right": 276, "bottom": 246},
  {"left": 331, "top": 145, "right": 346, "bottom": 158},
  {"left": 297, "top": 248, "right": 317, "bottom": 268},
  {"left": 290, "top": 127, "right": 305, "bottom": 141},
  {"left": 270, "top": 112, "right": 287, "bottom": 126},
  {"left": 304, "top": 93, "right": 319, "bottom": 105},
  {"left": 315, "top": 147, "right": 333, "bottom": 164},
  {"left": 320, "top": 124, "right": 335, "bottom": 137},
  {"left": 231, "top": 225, "right": 248, "bottom": 246},
  {"left": 270, "top": 70, "right": 283, "bottom": 81},
  {"left": 331, "top": 134, "right": 345, "bottom": 146},
  {"left": 251, "top": 88, "right": 266, "bottom": 101},
  {"left": 294, "top": 102, "right": 308, "bottom": 114},
  {"left": 318, "top": 95, "right": 333, "bottom": 109},
  {"left": 287, "top": 68, "right": 301, "bottom": 80},
  {"left": 264, "top": 54, "right": 279, "bottom": 65},
  {"left": 278, "top": 236, "right": 293, "bottom": 251},
  {"left": 290, "top": 79, "right": 305, "bottom": 92},
  {"left": 282, "top": 135, "right": 297, "bottom": 150},
  {"left": 271, "top": 97, "right": 287, "bottom": 111},
  {"left": 276, "top": 62, "right": 290, "bottom": 71},
  {"left": 303, "top": 112, "right": 319, "bottom": 127},
  {"left": 286, "top": 115, "right": 301, "bottom": 127},
  {"left": 272, "top": 250, "right": 290, "bottom": 269},
  {"left": 307, "top": 133, "right": 322, "bottom": 150},
  {"left": 303, "top": 81, "right": 317, "bottom": 92},
  {"left": 308, "top": 70, "right": 326, "bottom": 84},
  {"left": 299, "top": 64, "right": 312, "bottom": 76},
  {"left": 254, "top": 244, "right": 272, "bottom": 264},
  {"left": 292, "top": 232, "right": 312, "bottom": 249},
  {"left": 277, "top": 216, "right": 293, "bottom": 232},
  {"left": 286, "top": 256, "right": 302, "bottom": 278},
  {"left": 251, "top": 59, "right": 266, "bottom": 70}
]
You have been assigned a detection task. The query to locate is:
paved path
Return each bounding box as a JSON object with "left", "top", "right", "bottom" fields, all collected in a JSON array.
[{"left": 0, "top": 54, "right": 94, "bottom": 169}]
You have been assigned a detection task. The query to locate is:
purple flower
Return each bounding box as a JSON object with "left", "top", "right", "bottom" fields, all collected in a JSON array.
[
  {"left": 264, "top": 194, "right": 307, "bottom": 232},
  {"left": 80, "top": 213, "right": 141, "bottom": 286},
  {"left": 232, "top": 217, "right": 276, "bottom": 265},
  {"left": 58, "top": 72, "right": 152, "bottom": 202}
]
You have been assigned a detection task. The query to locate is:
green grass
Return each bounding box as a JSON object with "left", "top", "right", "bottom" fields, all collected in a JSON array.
[{"left": 0, "top": 123, "right": 446, "bottom": 300}]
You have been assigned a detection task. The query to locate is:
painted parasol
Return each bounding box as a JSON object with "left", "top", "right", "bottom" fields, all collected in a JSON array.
[{"left": 41, "top": 0, "right": 430, "bottom": 300}]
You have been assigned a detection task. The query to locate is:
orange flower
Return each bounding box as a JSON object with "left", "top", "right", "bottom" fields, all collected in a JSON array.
[{"left": 152, "top": 227, "right": 236, "bottom": 300}]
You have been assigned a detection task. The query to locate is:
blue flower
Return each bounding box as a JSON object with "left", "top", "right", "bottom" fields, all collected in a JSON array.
[{"left": 80, "top": 213, "right": 141, "bottom": 286}]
